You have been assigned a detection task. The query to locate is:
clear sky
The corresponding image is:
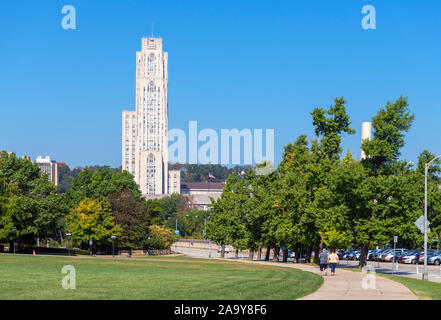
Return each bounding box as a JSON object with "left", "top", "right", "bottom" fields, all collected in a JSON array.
[{"left": 1, "top": 0, "right": 440, "bottom": 168}]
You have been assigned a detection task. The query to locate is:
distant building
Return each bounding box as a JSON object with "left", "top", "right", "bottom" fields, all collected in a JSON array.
[
  {"left": 168, "top": 170, "right": 181, "bottom": 194},
  {"left": 122, "top": 37, "right": 170, "bottom": 196},
  {"left": 35, "top": 156, "right": 58, "bottom": 186},
  {"left": 361, "top": 121, "right": 372, "bottom": 160},
  {"left": 181, "top": 182, "right": 224, "bottom": 211}
]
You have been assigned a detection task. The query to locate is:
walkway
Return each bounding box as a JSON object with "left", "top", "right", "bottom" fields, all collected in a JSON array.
[{"left": 229, "top": 259, "right": 418, "bottom": 300}]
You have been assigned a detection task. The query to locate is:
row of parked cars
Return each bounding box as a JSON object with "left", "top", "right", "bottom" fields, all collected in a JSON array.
[{"left": 339, "top": 248, "right": 441, "bottom": 265}]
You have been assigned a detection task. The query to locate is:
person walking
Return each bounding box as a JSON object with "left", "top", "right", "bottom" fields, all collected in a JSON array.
[
  {"left": 319, "top": 248, "right": 328, "bottom": 276},
  {"left": 328, "top": 249, "right": 339, "bottom": 276}
]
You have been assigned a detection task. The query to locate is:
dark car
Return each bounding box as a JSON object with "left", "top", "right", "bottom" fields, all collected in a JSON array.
[
  {"left": 371, "top": 249, "right": 388, "bottom": 261},
  {"left": 347, "top": 250, "right": 361, "bottom": 260},
  {"left": 416, "top": 250, "right": 435, "bottom": 264},
  {"left": 336, "top": 250, "right": 345, "bottom": 260},
  {"left": 367, "top": 249, "right": 379, "bottom": 260}
]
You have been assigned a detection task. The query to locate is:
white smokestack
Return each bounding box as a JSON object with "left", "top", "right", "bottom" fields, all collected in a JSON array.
[{"left": 360, "top": 121, "right": 372, "bottom": 160}]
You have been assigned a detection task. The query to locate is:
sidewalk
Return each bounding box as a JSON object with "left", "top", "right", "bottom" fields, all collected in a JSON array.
[{"left": 231, "top": 260, "right": 418, "bottom": 300}]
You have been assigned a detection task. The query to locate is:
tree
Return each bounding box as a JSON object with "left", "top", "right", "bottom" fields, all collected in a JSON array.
[
  {"left": 311, "top": 97, "right": 355, "bottom": 161},
  {"left": 68, "top": 168, "right": 141, "bottom": 205},
  {"left": 135, "top": 224, "right": 178, "bottom": 250},
  {"left": 160, "top": 193, "right": 189, "bottom": 229},
  {"left": 107, "top": 188, "right": 146, "bottom": 247},
  {"left": 417, "top": 150, "right": 441, "bottom": 178},
  {"left": 362, "top": 96, "right": 415, "bottom": 176},
  {"left": 66, "top": 198, "right": 122, "bottom": 248},
  {"left": 357, "top": 96, "right": 415, "bottom": 267},
  {"left": 0, "top": 152, "right": 67, "bottom": 247}
]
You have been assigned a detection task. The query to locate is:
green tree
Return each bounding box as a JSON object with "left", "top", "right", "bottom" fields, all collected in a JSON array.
[
  {"left": 311, "top": 97, "right": 355, "bottom": 161},
  {"left": 66, "top": 198, "right": 122, "bottom": 247},
  {"left": 0, "top": 152, "right": 67, "bottom": 248}
]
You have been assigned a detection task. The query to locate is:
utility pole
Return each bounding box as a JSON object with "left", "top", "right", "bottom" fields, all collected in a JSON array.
[{"left": 423, "top": 155, "right": 441, "bottom": 280}]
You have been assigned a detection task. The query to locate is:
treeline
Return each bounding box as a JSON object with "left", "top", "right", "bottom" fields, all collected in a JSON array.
[
  {"left": 58, "top": 165, "right": 120, "bottom": 193},
  {"left": 0, "top": 156, "right": 207, "bottom": 253},
  {"left": 169, "top": 163, "right": 252, "bottom": 183},
  {"left": 206, "top": 96, "right": 441, "bottom": 267},
  {"left": 59, "top": 163, "right": 250, "bottom": 192}
]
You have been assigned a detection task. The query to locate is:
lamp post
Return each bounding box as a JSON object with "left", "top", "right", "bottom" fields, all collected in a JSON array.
[
  {"left": 89, "top": 239, "right": 93, "bottom": 256},
  {"left": 66, "top": 233, "right": 72, "bottom": 256},
  {"left": 423, "top": 155, "right": 441, "bottom": 280},
  {"left": 111, "top": 235, "right": 116, "bottom": 258}
]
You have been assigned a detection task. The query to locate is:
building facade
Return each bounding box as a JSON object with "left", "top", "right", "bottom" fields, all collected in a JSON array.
[
  {"left": 35, "top": 156, "right": 58, "bottom": 186},
  {"left": 122, "top": 38, "right": 173, "bottom": 195},
  {"left": 168, "top": 170, "right": 181, "bottom": 194},
  {"left": 181, "top": 182, "right": 224, "bottom": 210}
]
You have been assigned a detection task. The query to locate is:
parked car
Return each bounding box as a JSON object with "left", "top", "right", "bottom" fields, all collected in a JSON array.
[
  {"left": 396, "top": 250, "right": 417, "bottom": 263},
  {"left": 402, "top": 250, "right": 425, "bottom": 264},
  {"left": 337, "top": 250, "right": 345, "bottom": 260},
  {"left": 367, "top": 249, "right": 380, "bottom": 260},
  {"left": 416, "top": 250, "right": 435, "bottom": 264},
  {"left": 371, "top": 249, "right": 388, "bottom": 261},
  {"left": 342, "top": 249, "right": 355, "bottom": 260},
  {"left": 383, "top": 249, "right": 407, "bottom": 262},
  {"left": 373, "top": 249, "right": 391, "bottom": 261},
  {"left": 390, "top": 250, "right": 411, "bottom": 262},
  {"left": 347, "top": 250, "right": 361, "bottom": 260},
  {"left": 427, "top": 251, "right": 441, "bottom": 265}
]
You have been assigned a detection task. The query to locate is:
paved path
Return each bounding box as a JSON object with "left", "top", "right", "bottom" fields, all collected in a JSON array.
[{"left": 225, "top": 259, "right": 418, "bottom": 300}]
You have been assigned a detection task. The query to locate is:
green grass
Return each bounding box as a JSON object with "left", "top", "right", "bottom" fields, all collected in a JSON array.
[
  {"left": 377, "top": 274, "right": 441, "bottom": 300},
  {"left": 342, "top": 267, "right": 441, "bottom": 300},
  {"left": 0, "top": 254, "right": 323, "bottom": 300}
]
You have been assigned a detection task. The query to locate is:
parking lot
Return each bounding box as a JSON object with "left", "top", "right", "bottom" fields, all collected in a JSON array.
[{"left": 341, "top": 259, "right": 441, "bottom": 283}]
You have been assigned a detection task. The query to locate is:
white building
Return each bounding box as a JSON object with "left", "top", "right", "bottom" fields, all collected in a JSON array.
[
  {"left": 181, "top": 182, "right": 224, "bottom": 211},
  {"left": 35, "top": 156, "right": 58, "bottom": 186},
  {"left": 122, "top": 38, "right": 175, "bottom": 195}
]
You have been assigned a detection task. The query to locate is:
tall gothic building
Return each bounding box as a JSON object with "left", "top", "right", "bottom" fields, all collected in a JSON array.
[{"left": 122, "top": 38, "right": 178, "bottom": 195}]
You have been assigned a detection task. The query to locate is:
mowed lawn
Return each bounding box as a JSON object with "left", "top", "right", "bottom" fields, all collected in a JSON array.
[{"left": 0, "top": 254, "right": 323, "bottom": 300}]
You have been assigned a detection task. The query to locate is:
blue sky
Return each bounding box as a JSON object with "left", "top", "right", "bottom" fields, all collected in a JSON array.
[{"left": 1, "top": 0, "right": 440, "bottom": 168}]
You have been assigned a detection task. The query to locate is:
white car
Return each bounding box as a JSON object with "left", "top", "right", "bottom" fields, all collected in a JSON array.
[{"left": 384, "top": 249, "right": 407, "bottom": 262}]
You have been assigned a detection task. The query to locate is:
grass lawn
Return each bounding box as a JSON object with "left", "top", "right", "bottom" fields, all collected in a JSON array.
[
  {"left": 342, "top": 267, "right": 441, "bottom": 300},
  {"left": 0, "top": 254, "right": 323, "bottom": 300},
  {"left": 377, "top": 274, "right": 441, "bottom": 300}
]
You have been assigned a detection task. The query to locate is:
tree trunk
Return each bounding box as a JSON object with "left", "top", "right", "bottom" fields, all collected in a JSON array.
[
  {"left": 282, "top": 249, "right": 288, "bottom": 262},
  {"left": 358, "top": 241, "right": 370, "bottom": 268},
  {"left": 221, "top": 243, "right": 225, "bottom": 258},
  {"left": 306, "top": 246, "right": 312, "bottom": 263},
  {"left": 235, "top": 249, "right": 239, "bottom": 259},
  {"left": 257, "top": 245, "right": 262, "bottom": 261},
  {"left": 272, "top": 246, "right": 280, "bottom": 262},
  {"left": 248, "top": 249, "right": 254, "bottom": 261},
  {"left": 264, "top": 246, "right": 271, "bottom": 261},
  {"left": 315, "top": 237, "right": 323, "bottom": 265}
]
